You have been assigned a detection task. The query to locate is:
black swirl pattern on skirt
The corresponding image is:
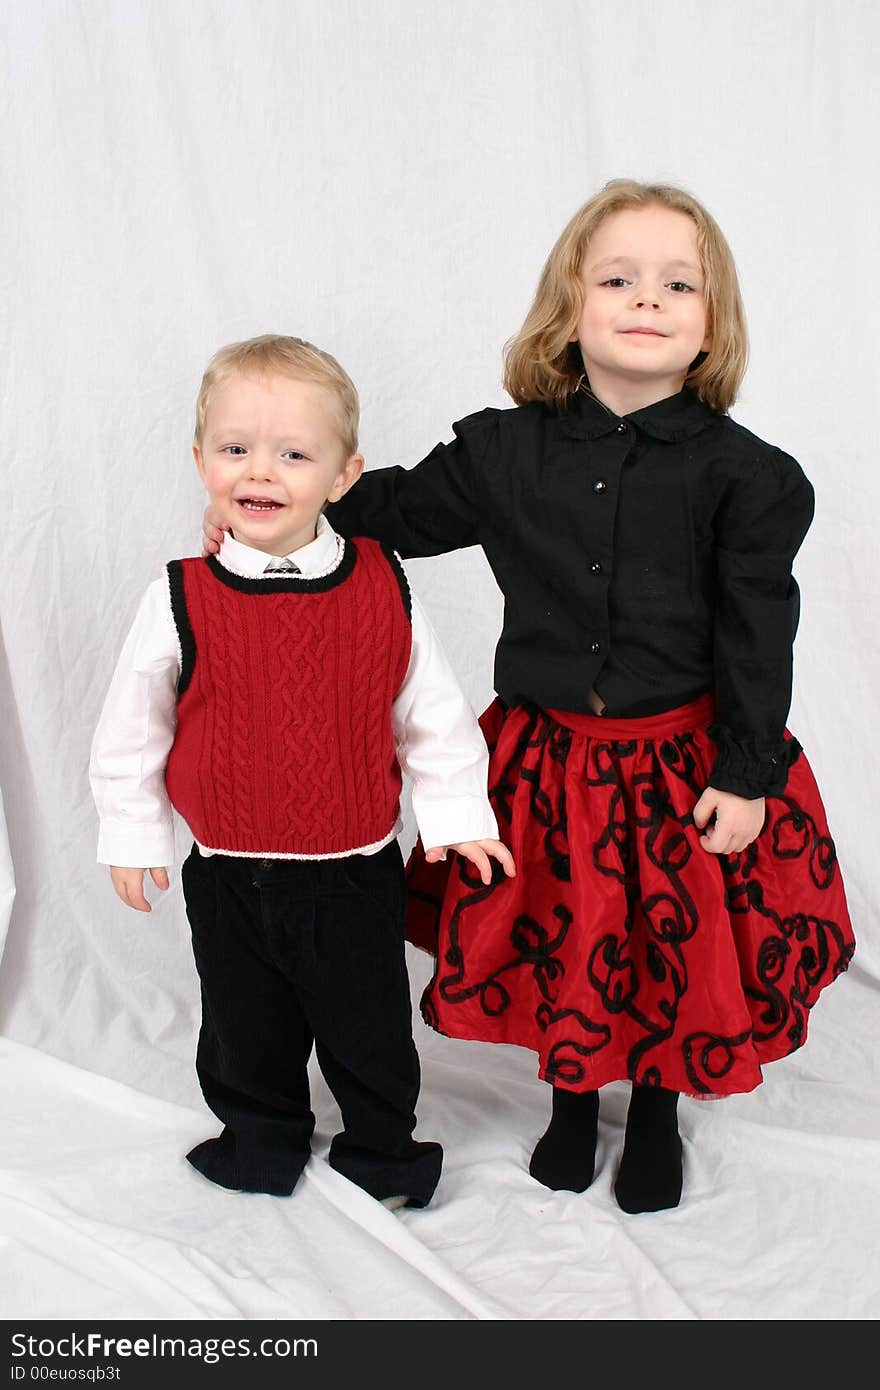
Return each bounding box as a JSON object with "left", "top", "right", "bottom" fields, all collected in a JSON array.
[{"left": 406, "top": 694, "right": 854, "bottom": 1098}]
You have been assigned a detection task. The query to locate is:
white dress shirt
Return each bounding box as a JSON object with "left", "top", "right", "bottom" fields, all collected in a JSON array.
[{"left": 90, "top": 517, "right": 498, "bottom": 866}]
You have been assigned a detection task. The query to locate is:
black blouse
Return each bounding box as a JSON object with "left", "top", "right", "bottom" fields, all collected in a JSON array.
[{"left": 327, "top": 388, "right": 815, "bottom": 798}]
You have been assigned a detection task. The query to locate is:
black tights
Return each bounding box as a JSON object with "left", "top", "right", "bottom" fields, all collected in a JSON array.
[{"left": 529, "top": 1083, "right": 682, "bottom": 1212}]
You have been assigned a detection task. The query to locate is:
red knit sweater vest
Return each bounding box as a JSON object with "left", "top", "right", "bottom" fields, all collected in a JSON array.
[{"left": 164, "top": 539, "right": 412, "bottom": 857}]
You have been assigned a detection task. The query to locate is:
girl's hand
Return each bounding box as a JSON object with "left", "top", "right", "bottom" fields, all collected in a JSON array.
[
  {"left": 693, "top": 788, "right": 765, "bottom": 855},
  {"left": 424, "top": 839, "right": 516, "bottom": 885},
  {"left": 202, "top": 505, "right": 229, "bottom": 556},
  {"left": 110, "top": 866, "right": 170, "bottom": 912}
]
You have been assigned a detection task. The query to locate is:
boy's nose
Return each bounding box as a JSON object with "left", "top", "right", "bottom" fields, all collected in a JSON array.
[{"left": 248, "top": 454, "right": 276, "bottom": 479}]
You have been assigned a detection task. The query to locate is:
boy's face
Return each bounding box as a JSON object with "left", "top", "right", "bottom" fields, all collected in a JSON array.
[
  {"left": 193, "top": 371, "right": 363, "bottom": 556},
  {"left": 573, "top": 204, "right": 711, "bottom": 402}
]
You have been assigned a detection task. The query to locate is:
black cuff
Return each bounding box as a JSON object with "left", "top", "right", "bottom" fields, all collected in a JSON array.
[{"left": 706, "top": 723, "right": 802, "bottom": 799}]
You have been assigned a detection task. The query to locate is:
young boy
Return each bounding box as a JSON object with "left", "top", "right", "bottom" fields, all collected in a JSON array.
[{"left": 90, "top": 334, "right": 514, "bottom": 1208}]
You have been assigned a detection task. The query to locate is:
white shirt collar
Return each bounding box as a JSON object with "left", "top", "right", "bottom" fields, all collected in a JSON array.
[{"left": 218, "top": 514, "right": 344, "bottom": 579}]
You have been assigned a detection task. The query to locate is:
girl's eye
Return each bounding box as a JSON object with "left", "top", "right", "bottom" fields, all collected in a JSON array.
[
  {"left": 668, "top": 281, "right": 695, "bottom": 293},
  {"left": 602, "top": 277, "right": 629, "bottom": 288},
  {"left": 282, "top": 450, "right": 306, "bottom": 461}
]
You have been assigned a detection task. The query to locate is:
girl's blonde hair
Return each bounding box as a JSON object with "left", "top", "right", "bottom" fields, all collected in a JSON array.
[
  {"left": 503, "top": 180, "right": 748, "bottom": 414},
  {"left": 195, "top": 334, "right": 359, "bottom": 453}
]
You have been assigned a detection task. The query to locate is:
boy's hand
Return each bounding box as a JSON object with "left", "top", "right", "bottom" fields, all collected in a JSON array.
[
  {"left": 201, "top": 504, "right": 229, "bottom": 556},
  {"left": 424, "top": 839, "right": 516, "bottom": 885},
  {"left": 110, "top": 866, "right": 170, "bottom": 912},
  {"left": 693, "top": 788, "right": 765, "bottom": 855}
]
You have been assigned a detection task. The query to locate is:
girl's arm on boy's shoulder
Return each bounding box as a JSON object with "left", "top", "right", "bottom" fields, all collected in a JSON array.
[
  {"left": 326, "top": 413, "right": 489, "bottom": 557},
  {"left": 709, "top": 446, "right": 815, "bottom": 800},
  {"left": 327, "top": 409, "right": 500, "bottom": 557},
  {"left": 89, "top": 576, "right": 181, "bottom": 877},
  {"left": 203, "top": 410, "right": 498, "bottom": 559}
]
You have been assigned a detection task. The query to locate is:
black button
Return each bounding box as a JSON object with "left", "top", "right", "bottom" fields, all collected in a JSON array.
[
  {"left": 590, "top": 640, "right": 601, "bottom": 653},
  {"left": 590, "top": 562, "right": 603, "bottom": 575},
  {"left": 617, "top": 422, "right": 627, "bottom": 433},
  {"left": 593, "top": 479, "right": 607, "bottom": 492}
]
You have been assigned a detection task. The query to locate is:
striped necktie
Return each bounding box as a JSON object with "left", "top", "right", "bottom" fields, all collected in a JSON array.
[{"left": 263, "top": 557, "right": 301, "bottom": 574}]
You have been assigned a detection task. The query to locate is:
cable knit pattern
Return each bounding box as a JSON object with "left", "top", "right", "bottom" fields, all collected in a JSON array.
[
  {"left": 197, "top": 567, "right": 257, "bottom": 845},
  {"left": 164, "top": 541, "right": 412, "bottom": 857}
]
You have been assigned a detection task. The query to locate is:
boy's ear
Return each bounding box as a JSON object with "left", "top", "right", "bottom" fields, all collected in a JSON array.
[
  {"left": 327, "top": 453, "right": 365, "bottom": 503},
  {"left": 192, "top": 442, "right": 207, "bottom": 484}
]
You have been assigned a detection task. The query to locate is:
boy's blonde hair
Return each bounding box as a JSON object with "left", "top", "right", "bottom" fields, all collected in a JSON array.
[
  {"left": 195, "top": 334, "right": 360, "bottom": 454},
  {"left": 503, "top": 180, "right": 748, "bottom": 414}
]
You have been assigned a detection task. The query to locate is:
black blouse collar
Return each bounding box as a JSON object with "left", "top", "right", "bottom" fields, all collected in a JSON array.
[{"left": 557, "top": 386, "right": 721, "bottom": 443}]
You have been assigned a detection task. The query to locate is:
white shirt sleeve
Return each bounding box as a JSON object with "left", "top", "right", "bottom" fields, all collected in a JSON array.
[
  {"left": 392, "top": 590, "right": 498, "bottom": 853},
  {"left": 89, "top": 576, "right": 181, "bottom": 868}
]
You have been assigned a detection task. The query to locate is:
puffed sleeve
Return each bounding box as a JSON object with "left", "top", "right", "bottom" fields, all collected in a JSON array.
[
  {"left": 326, "top": 409, "right": 497, "bottom": 557},
  {"left": 708, "top": 448, "right": 815, "bottom": 798}
]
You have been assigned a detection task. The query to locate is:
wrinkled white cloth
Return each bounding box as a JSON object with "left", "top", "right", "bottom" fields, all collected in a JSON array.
[
  {"left": 0, "top": 789, "right": 13, "bottom": 969},
  {"left": 2, "top": 963, "right": 879, "bottom": 1321},
  {"left": 1, "top": 0, "right": 877, "bottom": 1325}
]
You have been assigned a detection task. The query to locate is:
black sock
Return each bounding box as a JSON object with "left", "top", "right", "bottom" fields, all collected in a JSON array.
[
  {"left": 529, "top": 1086, "right": 600, "bottom": 1193},
  {"left": 614, "top": 1085, "right": 682, "bottom": 1214}
]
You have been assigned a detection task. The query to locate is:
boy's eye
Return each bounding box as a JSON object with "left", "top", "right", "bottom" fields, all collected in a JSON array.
[
  {"left": 223, "top": 445, "right": 247, "bottom": 456},
  {"left": 282, "top": 450, "right": 306, "bottom": 461}
]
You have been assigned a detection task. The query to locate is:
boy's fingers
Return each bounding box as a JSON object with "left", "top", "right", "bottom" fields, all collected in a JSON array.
[
  {"left": 467, "top": 847, "right": 491, "bottom": 884},
  {"left": 126, "top": 882, "right": 151, "bottom": 912},
  {"left": 112, "top": 872, "right": 151, "bottom": 911},
  {"left": 494, "top": 846, "right": 516, "bottom": 876}
]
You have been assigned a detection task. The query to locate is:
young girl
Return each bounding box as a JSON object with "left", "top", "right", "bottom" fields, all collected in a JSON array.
[{"left": 203, "top": 180, "right": 854, "bottom": 1213}]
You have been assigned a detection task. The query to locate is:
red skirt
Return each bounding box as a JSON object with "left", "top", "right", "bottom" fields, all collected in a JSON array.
[{"left": 406, "top": 694, "right": 854, "bottom": 1099}]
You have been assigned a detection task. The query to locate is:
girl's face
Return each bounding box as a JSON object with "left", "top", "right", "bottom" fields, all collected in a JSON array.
[{"left": 572, "top": 204, "right": 711, "bottom": 409}]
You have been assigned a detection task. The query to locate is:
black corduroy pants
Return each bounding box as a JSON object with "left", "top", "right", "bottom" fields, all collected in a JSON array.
[{"left": 180, "top": 840, "right": 442, "bottom": 1205}]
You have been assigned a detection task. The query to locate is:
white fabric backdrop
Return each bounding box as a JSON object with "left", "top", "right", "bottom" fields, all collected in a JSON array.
[{"left": 1, "top": 0, "right": 878, "bottom": 1321}]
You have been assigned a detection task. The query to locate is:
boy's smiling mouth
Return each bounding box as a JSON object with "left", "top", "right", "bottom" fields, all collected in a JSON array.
[{"left": 237, "top": 497, "right": 284, "bottom": 511}]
